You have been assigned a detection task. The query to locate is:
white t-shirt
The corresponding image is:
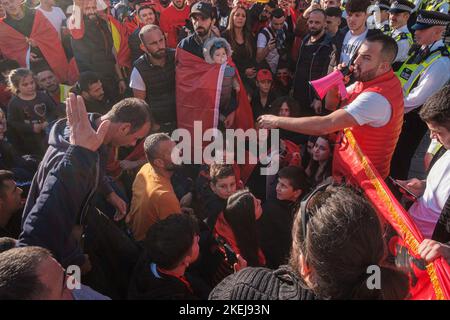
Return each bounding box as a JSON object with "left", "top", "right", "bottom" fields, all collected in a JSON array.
[
  {"left": 344, "top": 85, "right": 392, "bottom": 127},
  {"left": 340, "top": 29, "right": 368, "bottom": 64},
  {"left": 257, "top": 24, "right": 287, "bottom": 74},
  {"left": 409, "top": 150, "right": 450, "bottom": 239},
  {"left": 37, "top": 6, "right": 66, "bottom": 38},
  {"left": 129, "top": 67, "right": 146, "bottom": 91}
]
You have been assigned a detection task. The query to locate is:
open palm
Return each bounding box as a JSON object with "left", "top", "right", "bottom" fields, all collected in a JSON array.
[{"left": 66, "top": 93, "right": 110, "bottom": 152}]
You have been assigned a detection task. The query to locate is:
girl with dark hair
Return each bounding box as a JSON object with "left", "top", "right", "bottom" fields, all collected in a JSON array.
[
  {"left": 222, "top": 5, "right": 257, "bottom": 93},
  {"left": 6, "top": 68, "right": 58, "bottom": 157},
  {"left": 213, "top": 189, "right": 265, "bottom": 267},
  {"left": 210, "top": 184, "right": 410, "bottom": 300},
  {"left": 305, "top": 135, "right": 334, "bottom": 186}
]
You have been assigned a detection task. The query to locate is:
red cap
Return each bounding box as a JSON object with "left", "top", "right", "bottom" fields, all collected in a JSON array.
[{"left": 256, "top": 69, "right": 273, "bottom": 82}]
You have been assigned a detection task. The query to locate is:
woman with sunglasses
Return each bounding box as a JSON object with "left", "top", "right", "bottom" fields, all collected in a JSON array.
[{"left": 209, "top": 184, "right": 409, "bottom": 300}]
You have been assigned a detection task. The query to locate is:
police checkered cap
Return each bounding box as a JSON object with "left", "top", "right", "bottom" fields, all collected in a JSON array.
[
  {"left": 389, "top": 0, "right": 415, "bottom": 13},
  {"left": 416, "top": 10, "right": 450, "bottom": 27}
]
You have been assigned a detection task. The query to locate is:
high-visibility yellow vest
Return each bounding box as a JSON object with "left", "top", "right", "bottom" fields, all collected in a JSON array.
[
  {"left": 388, "top": 30, "right": 414, "bottom": 46},
  {"left": 59, "top": 84, "right": 72, "bottom": 103},
  {"left": 395, "top": 47, "right": 449, "bottom": 95},
  {"left": 423, "top": 0, "right": 448, "bottom": 12}
]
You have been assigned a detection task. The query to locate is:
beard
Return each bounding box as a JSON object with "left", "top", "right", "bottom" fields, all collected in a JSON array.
[
  {"left": 353, "top": 65, "right": 378, "bottom": 82},
  {"left": 86, "top": 12, "right": 97, "bottom": 20},
  {"left": 165, "top": 162, "right": 181, "bottom": 172},
  {"left": 195, "top": 26, "right": 209, "bottom": 37},
  {"left": 309, "top": 28, "right": 323, "bottom": 36},
  {"left": 151, "top": 49, "right": 167, "bottom": 59}
]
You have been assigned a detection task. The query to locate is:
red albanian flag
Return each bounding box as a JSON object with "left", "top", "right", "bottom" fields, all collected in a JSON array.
[
  {"left": 333, "top": 129, "right": 450, "bottom": 300},
  {"left": 0, "top": 10, "right": 70, "bottom": 83}
]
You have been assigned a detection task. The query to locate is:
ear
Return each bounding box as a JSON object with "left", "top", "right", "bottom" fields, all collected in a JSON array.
[
  {"left": 293, "top": 189, "right": 302, "bottom": 200},
  {"left": 81, "top": 91, "right": 89, "bottom": 100},
  {"left": 299, "top": 253, "right": 312, "bottom": 280},
  {"left": 119, "top": 123, "right": 131, "bottom": 135},
  {"left": 153, "top": 158, "right": 164, "bottom": 168},
  {"left": 210, "top": 182, "right": 217, "bottom": 194},
  {"left": 140, "top": 43, "right": 147, "bottom": 53}
]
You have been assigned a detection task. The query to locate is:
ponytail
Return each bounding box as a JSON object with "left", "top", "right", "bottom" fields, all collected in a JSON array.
[{"left": 351, "top": 265, "right": 410, "bottom": 300}]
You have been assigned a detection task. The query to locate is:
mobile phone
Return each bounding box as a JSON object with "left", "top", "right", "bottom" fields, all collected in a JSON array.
[
  {"left": 388, "top": 176, "right": 418, "bottom": 200},
  {"left": 216, "top": 236, "right": 238, "bottom": 266}
]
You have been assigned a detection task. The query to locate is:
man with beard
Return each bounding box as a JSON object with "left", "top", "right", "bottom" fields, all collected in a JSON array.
[
  {"left": 160, "top": 0, "right": 191, "bottom": 48},
  {"left": 386, "top": 0, "right": 414, "bottom": 71},
  {"left": 74, "top": 71, "right": 111, "bottom": 115},
  {"left": 130, "top": 25, "right": 176, "bottom": 133},
  {"left": 249, "top": 0, "right": 276, "bottom": 35},
  {"left": 70, "top": 0, "right": 126, "bottom": 103},
  {"left": 256, "top": 8, "right": 291, "bottom": 74},
  {"left": 178, "top": 1, "right": 216, "bottom": 59},
  {"left": 35, "top": 67, "right": 72, "bottom": 108},
  {"left": 293, "top": 9, "right": 337, "bottom": 116},
  {"left": 258, "top": 34, "right": 404, "bottom": 179},
  {"left": 126, "top": 133, "right": 184, "bottom": 242}
]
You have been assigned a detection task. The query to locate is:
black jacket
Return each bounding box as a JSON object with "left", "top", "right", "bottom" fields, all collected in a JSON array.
[
  {"left": 293, "top": 33, "right": 336, "bottom": 110},
  {"left": 71, "top": 16, "right": 117, "bottom": 79},
  {"left": 128, "top": 254, "right": 201, "bottom": 300},
  {"left": 18, "top": 114, "right": 112, "bottom": 267},
  {"left": 260, "top": 198, "right": 298, "bottom": 269},
  {"left": 209, "top": 265, "right": 316, "bottom": 300}
]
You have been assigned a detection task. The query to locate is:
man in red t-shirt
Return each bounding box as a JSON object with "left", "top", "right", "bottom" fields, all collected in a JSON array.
[{"left": 159, "top": 0, "right": 190, "bottom": 48}]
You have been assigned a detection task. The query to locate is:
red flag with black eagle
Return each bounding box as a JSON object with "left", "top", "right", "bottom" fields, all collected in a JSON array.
[
  {"left": 0, "top": 10, "right": 71, "bottom": 83},
  {"left": 175, "top": 48, "right": 255, "bottom": 182},
  {"left": 333, "top": 129, "right": 450, "bottom": 300}
]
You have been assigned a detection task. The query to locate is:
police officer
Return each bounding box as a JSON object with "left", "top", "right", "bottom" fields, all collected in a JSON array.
[
  {"left": 388, "top": 0, "right": 415, "bottom": 70},
  {"left": 390, "top": 10, "right": 450, "bottom": 179},
  {"left": 421, "top": 0, "right": 449, "bottom": 14},
  {"left": 368, "top": 0, "right": 392, "bottom": 32}
]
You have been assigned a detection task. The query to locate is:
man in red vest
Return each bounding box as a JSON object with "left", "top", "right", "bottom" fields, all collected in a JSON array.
[{"left": 258, "top": 34, "right": 404, "bottom": 179}]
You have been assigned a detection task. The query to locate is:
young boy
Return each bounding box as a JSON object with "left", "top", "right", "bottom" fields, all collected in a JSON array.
[
  {"left": 259, "top": 166, "right": 311, "bottom": 269},
  {"left": 196, "top": 163, "right": 238, "bottom": 230},
  {"left": 250, "top": 69, "right": 278, "bottom": 121}
]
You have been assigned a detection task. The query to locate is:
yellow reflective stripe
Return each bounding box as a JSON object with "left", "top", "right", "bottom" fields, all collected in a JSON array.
[
  {"left": 400, "top": 51, "right": 443, "bottom": 95},
  {"left": 393, "top": 33, "right": 413, "bottom": 46},
  {"left": 425, "top": 0, "right": 446, "bottom": 11}
]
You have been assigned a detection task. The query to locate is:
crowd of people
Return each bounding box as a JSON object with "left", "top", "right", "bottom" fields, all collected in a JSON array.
[{"left": 0, "top": 0, "right": 449, "bottom": 300}]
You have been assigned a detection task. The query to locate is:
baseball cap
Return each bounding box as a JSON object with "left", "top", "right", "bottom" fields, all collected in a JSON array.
[{"left": 256, "top": 69, "right": 273, "bottom": 82}]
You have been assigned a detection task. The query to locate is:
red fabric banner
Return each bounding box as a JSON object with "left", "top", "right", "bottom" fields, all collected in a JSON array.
[
  {"left": 175, "top": 48, "right": 254, "bottom": 134},
  {"left": 0, "top": 10, "right": 70, "bottom": 83},
  {"left": 333, "top": 129, "right": 450, "bottom": 300}
]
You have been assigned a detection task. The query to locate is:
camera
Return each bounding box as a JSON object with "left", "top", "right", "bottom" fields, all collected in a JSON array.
[{"left": 275, "top": 29, "right": 284, "bottom": 50}]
